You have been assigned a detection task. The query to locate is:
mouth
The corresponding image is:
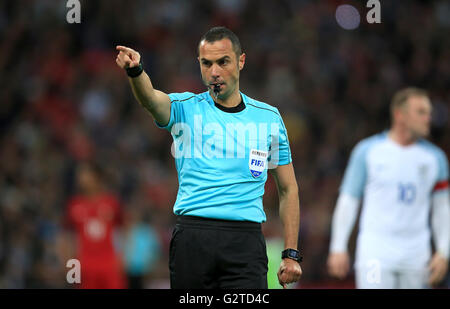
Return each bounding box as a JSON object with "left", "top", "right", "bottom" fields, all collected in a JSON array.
[
  {"left": 209, "top": 82, "right": 225, "bottom": 90},
  {"left": 209, "top": 82, "right": 225, "bottom": 98}
]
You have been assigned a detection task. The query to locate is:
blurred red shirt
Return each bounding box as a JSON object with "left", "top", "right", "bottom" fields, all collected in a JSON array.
[
  {"left": 66, "top": 192, "right": 126, "bottom": 288},
  {"left": 66, "top": 193, "right": 122, "bottom": 261}
]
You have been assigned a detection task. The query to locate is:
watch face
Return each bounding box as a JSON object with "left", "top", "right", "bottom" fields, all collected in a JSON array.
[{"left": 282, "top": 249, "right": 301, "bottom": 262}]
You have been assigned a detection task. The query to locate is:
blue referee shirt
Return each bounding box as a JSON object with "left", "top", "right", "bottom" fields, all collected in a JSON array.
[{"left": 156, "top": 91, "right": 292, "bottom": 223}]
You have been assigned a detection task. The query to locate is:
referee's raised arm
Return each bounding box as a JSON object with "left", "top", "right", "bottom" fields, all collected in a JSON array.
[{"left": 115, "top": 45, "right": 171, "bottom": 127}]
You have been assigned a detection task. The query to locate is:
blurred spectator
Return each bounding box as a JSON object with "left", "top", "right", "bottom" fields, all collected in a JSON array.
[
  {"left": 123, "top": 207, "right": 161, "bottom": 289},
  {"left": 64, "top": 161, "right": 127, "bottom": 289}
]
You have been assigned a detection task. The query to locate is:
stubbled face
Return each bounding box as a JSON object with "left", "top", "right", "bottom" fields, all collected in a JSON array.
[
  {"left": 198, "top": 38, "right": 245, "bottom": 100},
  {"left": 396, "top": 95, "right": 432, "bottom": 139}
]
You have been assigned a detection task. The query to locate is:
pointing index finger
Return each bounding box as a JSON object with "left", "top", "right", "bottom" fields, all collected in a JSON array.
[{"left": 116, "top": 45, "right": 132, "bottom": 53}]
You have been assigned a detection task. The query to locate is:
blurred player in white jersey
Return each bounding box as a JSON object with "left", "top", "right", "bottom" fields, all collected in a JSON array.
[{"left": 328, "top": 87, "right": 450, "bottom": 289}]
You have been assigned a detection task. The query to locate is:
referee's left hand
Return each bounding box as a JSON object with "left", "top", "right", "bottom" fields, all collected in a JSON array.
[{"left": 278, "top": 258, "right": 302, "bottom": 289}]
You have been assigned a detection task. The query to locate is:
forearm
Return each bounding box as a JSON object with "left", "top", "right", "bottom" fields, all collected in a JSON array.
[
  {"left": 329, "top": 193, "right": 360, "bottom": 253},
  {"left": 279, "top": 186, "right": 300, "bottom": 250},
  {"left": 431, "top": 192, "right": 450, "bottom": 259},
  {"left": 128, "top": 71, "right": 171, "bottom": 125},
  {"left": 128, "top": 71, "right": 157, "bottom": 112}
]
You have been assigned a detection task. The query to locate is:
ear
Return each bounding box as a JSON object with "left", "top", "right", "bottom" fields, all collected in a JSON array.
[{"left": 238, "top": 53, "right": 246, "bottom": 71}]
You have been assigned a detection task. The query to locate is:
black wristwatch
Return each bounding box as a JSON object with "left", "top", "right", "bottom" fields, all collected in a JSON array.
[{"left": 282, "top": 248, "right": 303, "bottom": 263}]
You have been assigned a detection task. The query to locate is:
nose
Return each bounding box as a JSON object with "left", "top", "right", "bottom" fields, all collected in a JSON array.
[{"left": 211, "top": 63, "right": 221, "bottom": 79}]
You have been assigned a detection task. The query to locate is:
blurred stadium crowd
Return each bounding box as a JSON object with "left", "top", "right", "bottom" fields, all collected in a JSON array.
[{"left": 0, "top": 0, "right": 449, "bottom": 288}]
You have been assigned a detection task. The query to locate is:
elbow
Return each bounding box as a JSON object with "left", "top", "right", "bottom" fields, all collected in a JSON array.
[{"left": 280, "top": 183, "right": 299, "bottom": 200}]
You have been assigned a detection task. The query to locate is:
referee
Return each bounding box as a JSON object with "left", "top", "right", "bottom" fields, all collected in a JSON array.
[{"left": 116, "top": 27, "right": 302, "bottom": 289}]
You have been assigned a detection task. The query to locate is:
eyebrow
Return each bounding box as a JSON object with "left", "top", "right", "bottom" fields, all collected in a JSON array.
[{"left": 200, "top": 56, "right": 231, "bottom": 63}]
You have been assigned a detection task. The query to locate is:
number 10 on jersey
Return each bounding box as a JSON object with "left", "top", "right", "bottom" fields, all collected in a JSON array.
[{"left": 397, "top": 183, "right": 416, "bottom": 205}]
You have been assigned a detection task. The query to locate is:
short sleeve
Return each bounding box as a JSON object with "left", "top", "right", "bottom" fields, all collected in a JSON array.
[
  {"left": 340, "top": 141, "right": 369, "bottom": 199},
  {"left": 154, "top": 92, "right": 194, "bottom": 131},
  {"left": 268, "top": 111, "right": 292, "bottom": 167}
]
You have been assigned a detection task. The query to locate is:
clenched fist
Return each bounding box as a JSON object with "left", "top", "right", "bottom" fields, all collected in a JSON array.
[
  {"left": 115, "top": 45, "right": 141, "bottom": 69},
  {"left": 278, "top": 258, "right": 302, "bottom": 289}
]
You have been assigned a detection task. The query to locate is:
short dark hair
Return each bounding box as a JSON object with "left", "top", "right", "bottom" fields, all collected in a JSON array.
[
  {"left": 390, "top": 87, "right": 429, "bottom": 115},
  {"left": 198, "top": 26, "right": 242, "bottom": 56}
]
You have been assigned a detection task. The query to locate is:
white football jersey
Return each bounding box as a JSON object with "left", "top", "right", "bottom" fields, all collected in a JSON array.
[{"left": 340, "top": 132, "right": 449, "bottom": 270}]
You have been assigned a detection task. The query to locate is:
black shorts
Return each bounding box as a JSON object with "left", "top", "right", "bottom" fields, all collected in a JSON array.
[{"left": 169, "top": 215, "right": 268, "bottom": 289}]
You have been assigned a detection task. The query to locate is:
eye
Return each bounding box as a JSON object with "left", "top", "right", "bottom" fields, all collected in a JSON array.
[
  {"left": 218, "top": 59, "right": 229, "bottom": 66},
  {"left": 202, "top": 60, "right": 212, "bottom": 67}
]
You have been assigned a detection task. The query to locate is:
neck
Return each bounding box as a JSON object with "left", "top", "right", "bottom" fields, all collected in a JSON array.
[
  {"left": 211, "top": 87, "right": 241, "bottom": 108},
  {"left": 388, "top": 127, "right": 417, "bottom": 146}
]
